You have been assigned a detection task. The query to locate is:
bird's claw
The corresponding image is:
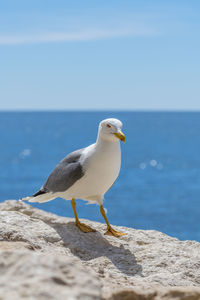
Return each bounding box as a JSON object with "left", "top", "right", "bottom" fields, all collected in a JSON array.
[
  {"left": 76, "top": 222, "right": 96, "bottom": 233},
  {"left": 105, "top": 226, "right": 126, "bottom": 237}
]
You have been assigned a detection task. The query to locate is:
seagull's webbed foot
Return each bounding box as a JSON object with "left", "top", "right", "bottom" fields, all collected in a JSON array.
[
  {"left": 71, "top": 198, "right": 96, "bottom": 233},
  {"left": 100, "top": 205, "right": 126, "bottom": 237},
  {"left": 105, "top": 226, "right": 126, "bottom": 237},
  {"left": 76, "top": 222, "right": 96, "bottom": 233}
]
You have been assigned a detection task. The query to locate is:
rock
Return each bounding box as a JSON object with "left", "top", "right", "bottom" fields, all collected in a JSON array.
[
  {"left": 0, "top": 251, "right": 101, "bottom": 300},
  {"left": 107, "top": 287, "right": 200, "bottom": 300},
  {"left": 0, "top": 200, "right": 200, "bottom": 300}
]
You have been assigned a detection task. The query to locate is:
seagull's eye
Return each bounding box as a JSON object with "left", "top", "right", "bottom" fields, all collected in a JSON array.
[{"left": 106, "top": 124, "right": 111, "bottom": 128}]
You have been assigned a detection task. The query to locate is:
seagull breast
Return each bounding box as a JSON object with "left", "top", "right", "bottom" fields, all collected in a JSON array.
[{"left": 61, "top": 140, "right": 121, "bottom": 203}]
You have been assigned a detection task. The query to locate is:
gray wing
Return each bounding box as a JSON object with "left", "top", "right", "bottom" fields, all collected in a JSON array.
[{"left": 34, "top": 149, "right": 85, "bottom": 195}]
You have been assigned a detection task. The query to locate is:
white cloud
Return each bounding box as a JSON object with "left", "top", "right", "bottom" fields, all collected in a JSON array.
[{"left": 0, "top": 27, "right": 157, "bottom": 45}]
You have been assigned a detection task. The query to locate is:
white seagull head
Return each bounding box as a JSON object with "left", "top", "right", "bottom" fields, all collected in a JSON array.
[{"left": 98, "top": 118, "right": 125, "bottom": 143}]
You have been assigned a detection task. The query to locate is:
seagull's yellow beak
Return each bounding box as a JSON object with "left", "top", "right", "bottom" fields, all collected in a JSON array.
[{"left": 114, "top": 130, "right": 125, "bottom": 142}]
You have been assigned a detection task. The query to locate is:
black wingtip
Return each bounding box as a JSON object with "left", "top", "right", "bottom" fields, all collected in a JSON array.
[{"left": 33, "top": 189, "right": 47, "bottom": 197}]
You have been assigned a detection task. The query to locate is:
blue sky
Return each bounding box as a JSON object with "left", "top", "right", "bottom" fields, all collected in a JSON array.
[{"left": 0, "top": 0, "right": 200, "bottom": 110}]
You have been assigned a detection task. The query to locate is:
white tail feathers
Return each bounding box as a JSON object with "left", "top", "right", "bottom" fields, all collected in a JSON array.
[{"left": 21, "top": 193, "right": 56, "bottom": 203}]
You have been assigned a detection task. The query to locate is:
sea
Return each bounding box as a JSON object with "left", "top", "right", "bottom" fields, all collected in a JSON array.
[{"left": 1, "top": 111, "right": 200, "bottom": 241}]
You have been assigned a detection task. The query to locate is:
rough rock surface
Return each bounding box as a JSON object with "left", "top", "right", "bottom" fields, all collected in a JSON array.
[
  {"left": 0, "top": 200, "right": 200, "bottom": 300},
  {"left": 0, "top": 251, "right": 101, "bottom": 300}
]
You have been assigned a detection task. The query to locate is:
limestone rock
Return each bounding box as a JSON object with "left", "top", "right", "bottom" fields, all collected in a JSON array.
[
  {"left": 0, "top": 200, "right": 200, "bottom": 299},
  {"left": 107, "top": 287, "right": 200, "bottom": 300},
  {"left": 0, "top": 250, "right": 101, "bottom": 300}
]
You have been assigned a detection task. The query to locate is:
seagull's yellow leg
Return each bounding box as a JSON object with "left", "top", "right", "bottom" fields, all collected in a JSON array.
[
  {"left": 71, "top": 198, "right": 95, "bottom": 233},
  {"left": 100, "top": 205, "right": 126, "bottom": 237}
]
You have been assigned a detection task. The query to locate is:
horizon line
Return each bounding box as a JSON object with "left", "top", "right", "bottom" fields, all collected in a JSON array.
[{"left": 0, "top": 109, "right": 200, "bottom": 113}]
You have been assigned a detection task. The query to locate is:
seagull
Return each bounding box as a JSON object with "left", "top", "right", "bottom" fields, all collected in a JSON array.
[{"left": 21, "top": 118, "right": 126, "bottom": 237}]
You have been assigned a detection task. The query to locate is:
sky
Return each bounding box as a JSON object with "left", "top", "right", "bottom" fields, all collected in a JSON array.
[{"left": 0, "top": 0, "right": 200, "bottom": 111}]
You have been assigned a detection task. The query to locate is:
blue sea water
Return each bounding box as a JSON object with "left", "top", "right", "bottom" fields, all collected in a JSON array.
[{"left": 1, "top": 111, "right": 200, "bottom": 241}]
